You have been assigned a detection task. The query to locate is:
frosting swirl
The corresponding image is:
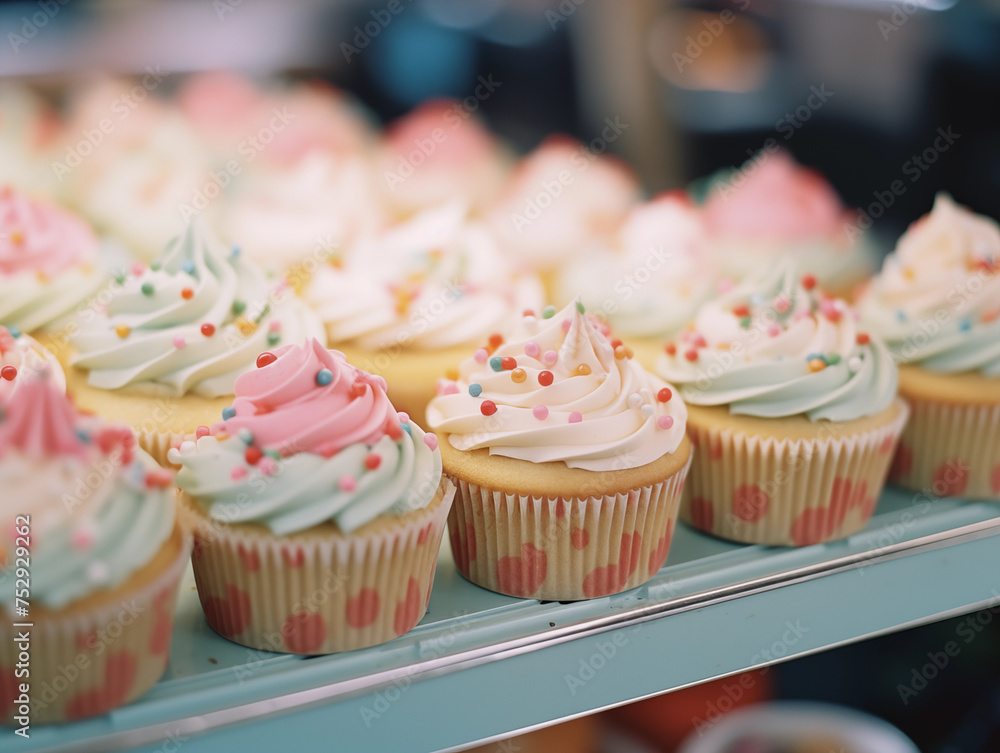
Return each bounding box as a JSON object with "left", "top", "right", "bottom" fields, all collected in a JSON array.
[
  {"left": 656, "top": 264, "right": 898, "bottom": 421},
  {"left": 0, "top": 187, "right": 106, "bottom": 332},
  {"left": 168, "top": 339, "right": 443, "bottom": 534},
  {"left": 70, "top": 222, "right": 325, "bottom": 398},
  {"left": 858, "top": 194, "right": 1000, "bottom": 375},
  {"left": 0, "top": 379, "right": 175, "bottom": 610},
  {"left": 426, "top": 300, "right": 687, "bottom": 472},
  {"left": 0, "top": 326, "right": 65, "bottom": 403},
  {"left": 556, "top": 192, "right": 715, "bottom": 338},
  {"left": 305, "top": 201, "right": 543, "bottom": 351}
]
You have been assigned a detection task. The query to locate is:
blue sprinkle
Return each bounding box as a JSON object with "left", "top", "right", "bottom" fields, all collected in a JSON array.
[
  {"left": 489, "top": 356, "right": 503, "bottom": 372},
  {"left": 231, "top": 245, "right": 241, "bottom": 257},
  {"left": 959, "top": 318, "right": 972, "bottom": 332},
  {"left": 805, "top": 352, "right": 822, "bottom": 363},
  {"left": 316, "top": 368, "right": 333, "bottom": 386},
  {"left": 181, "top": 260, "right": 196, "bottom": 275},
  {"left": 896, "top": 310, "right": 907, "bottom": 322},
  {"left": 222, "top": 406, "right": 236, "bottom": 420},
  {"left": 469, "top": 383, "right": 482, "bottom": 397},
  {"left": 75, "top": 429, "right": 91, "bottom": 444},
  {"left": 401, "top": 423, "right": 412, "bottom": 435},
  {"left": 7, "top": 326, "right": 21, "bottom": 339},
  {"left": 238, "top": 428, "right": 254, "bottom": 445}
]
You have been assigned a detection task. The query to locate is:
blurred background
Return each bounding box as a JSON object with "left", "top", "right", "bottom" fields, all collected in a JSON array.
[
  {"left": 2, "top": 0, "right": 998, "bottom": 242},
  {"left": 3, "top": 1, "right": 1000, "bottom": 751}
]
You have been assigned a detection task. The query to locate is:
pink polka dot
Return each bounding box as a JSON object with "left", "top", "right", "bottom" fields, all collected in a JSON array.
[
  {"left": 201, "top": 585, "right": 253, "bottom": 638},
  {"left": 393, "top": 578, "right": 424, "bottom": 636},
  {"left": 496, "top": 543, "right": 548, "bottom": 597},
  {"left": 282, "top": 547, "right": 305, "bottom": 568},
  {"left": 346, "top": 589, "right": 381, "bottom": 629},
  {"left": 282, "top": 612, "right": 327, "bottom": 653},
  {"left": 732, "top": 484, "right": 769, "bottom": 523},
  {"left": 879, "top": 435, "right": 895, "bottom": 454},
  {"left": 891, "top": 443, "right": 913, "bottom": 478},
  {"left": 992, "top": 463, "right": 1000, "bottom": 495},
  {"left": 582, "top": 533, "right": 642, "bottom": 598},
  {"left": 65, "top": 651, "right": 138, "bottom": 720},
  {"left": 933, "top": 461, "right": 969, "bottom": 497},
  {"left": 648, "top": 520, "right": 674, "bottom": 577},
  {"left": 571, "top": 528, "right": 590, "bottom": 550},
  {"left": 237, "top": 543, "right": 260, "bottom": 573}
]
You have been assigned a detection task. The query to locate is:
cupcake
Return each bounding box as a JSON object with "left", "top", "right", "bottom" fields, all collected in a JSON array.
[
  {"left": 0, "top": 325, "right": 65, "bottom": 403},
  {"left": 487, "top": 136, "right": 640, "bottom": 299},
  {"left": 67, "top": 222, "right": 325, "bottom": 465},
  {"left": 0, "top": 379, "right": 190, "bottom": 723},
  {"left": 555, "top": 192, "right": 716, "bottom": 368},
  {"left": 304, "top": 201, "right": 543, "bottom": 424},
  {"left": 376, "top": 99, "right": 509, "bottom": 219},
  {"left": 656, "top": 263, "right": 909, "bottom": 546},
  {"left": 858, "top": 194, "right": 1000, "bottom": 499},
  {"left": 700, "top": 150, "right": 878, "bottom": 297},
  {"left": 426, "top": 300, "right": 691, "bottom": 600},
  {"left": 167, "top": 339, "right": 455, "bottom": 654},
  {"left": 0, "top": 187, "right": 106, "bottom": 341}
]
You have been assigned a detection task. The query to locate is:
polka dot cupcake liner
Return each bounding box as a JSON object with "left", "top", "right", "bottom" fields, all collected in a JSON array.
[
  {"left": 890, "top": 398, "right": 1000, "bottom": 500},
  {"left": 446, "top": 459, "right": 690, "bottom": 601},
  {"left": 0, "top": 524, "right": 191, "bottom": 724},
  {"left": 680, "top": 400, "right": 910, "bottom": 547},
  {"left": 178, "top": 479, "right": 455, "bottom": 655}
]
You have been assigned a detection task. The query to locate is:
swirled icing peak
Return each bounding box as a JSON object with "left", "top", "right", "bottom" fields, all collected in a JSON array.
[
  {"left": 70, "top": 222, "right": 325, "bottom": 397},
  {"left": 169, "top": 340, "right": 444, "bottom": 534},
  {"left": 0, "top": 379, "right": 176, "bottom": 609},
  {"left": 656, "top": 262, "right": 898, "bottom": 421},
  {"left": 858, "top": 194, "right": 1000, "bottom": 375},
  {"left": 219, "top": 338, "right": 397, "bottom": 457},
  {"left": 426, "top": 299, "right": 687, "bottom": 471}
]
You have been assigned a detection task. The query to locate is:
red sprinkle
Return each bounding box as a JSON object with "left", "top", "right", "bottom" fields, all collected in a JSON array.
[
  {"left": 488, "top": 333, "right": 504, "bottom": 349},
  {"left": 538, "top": 370, "right": 554, "bottom": 387},
  {"left": 481, "top": 400, "right": 497, "bottom": 416},
  {"left": 181, "top": 288, "right": 194, "bottom": 300},
  {"left": 244, "top": 446, "right": 262, "bottom": 465},
  {"left": 501, "top": 356, "right": 516, "bottom": 371},
  {"left": 365, "top": 453, "right": 382, "bottom": 470},
  {"left": 801, "top": 274, "right": 817, "bottom": 290},
  {"left": 522, "top": 309, "right": 535, "bottom": 317},
  {"left": 195, "top": 426, "right": 210, "bottom": 439},
  {"left": 201, "top": 323, "right": 216, "bottom": 337},
  {"left": 684, "top": 349, "right": 699, "bottom": 362},
  {"left": 664, "top": 343, "right": 677, "bottom": 356},
  {"left": 610, "top": 338, "right": 623, "bottom": 350},
  {"left": 856, "top": 332, "right": 870, "bottom": 345},
  {"left": 386, "top": 421, "right": 403, "bottom": 440},
  {"left": 657, "top": 387, "right": 672, "bottom": 403},
  {"left": 256, "top": 352, "right": 277, "bottom": 368},
  {"left": 732, "top": 304, "right": 750, "bottom": 317},
  {"left": 0, "top": 365, "right": 16, "bottom": 381}
]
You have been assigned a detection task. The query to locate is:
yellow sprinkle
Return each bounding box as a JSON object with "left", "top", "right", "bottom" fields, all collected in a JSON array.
[
  {"left": 511, "top": 368, "right": 526, "bottom": 383},
  {"left": 10, "top": 230, "right": 24, "bottom": 245},
  {"left": 235, "top": 317, "right": 257, "bottom": 337},
  {"left": 902, "top": 267, "right": 915, "bottom": 281},
  {"left": 575, "top": 364, "right": 592, "bottom": 376},
  {"left": 115, "top": 325, "right": 131, "bottom": 339},
  {"left": 808, "top": 358, "right": 826, "bottom": 373},
  {"left": 445, "top": 368, "right": 459, "bottom": 382}
]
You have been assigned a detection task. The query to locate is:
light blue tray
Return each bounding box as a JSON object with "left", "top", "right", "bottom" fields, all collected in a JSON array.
[{"left": 18, "top": 489, "right": 1000, "bottom": 753}]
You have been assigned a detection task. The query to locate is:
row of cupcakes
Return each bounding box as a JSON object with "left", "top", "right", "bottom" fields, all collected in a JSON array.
[{"left": 2, "top": 75, "right": 876, "bottom": 303}]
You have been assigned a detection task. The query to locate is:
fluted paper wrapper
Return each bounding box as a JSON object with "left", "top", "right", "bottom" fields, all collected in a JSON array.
[
  {"left": 0, "top": 528, "right": 191, "bottom": 724},
  {"left": 180, "top": 480, "right": 455, "bottom": 654},
  {"left": 681, "top": 400, "right": 910, "bottom": 546},
  {"left": 890, "top": 398, "right": 1000, "bottom": 499},
  {"left": 138, "top": 429, "right": 188, "bottom": 469},
  {"left": 446, "top": 459, "right": 690, "bottom": 601}
]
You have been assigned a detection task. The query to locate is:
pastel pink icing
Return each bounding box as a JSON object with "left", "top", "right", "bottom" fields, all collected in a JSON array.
[
  {"left": 703, "top": 150, "right": 847, "bottom": 240},
  {"left": 0, "top": 378, "right": 89, "bottom": 460},
  {"left": 219, "top": 339, "right": 398, "bottom": 458},
  {"left": 384, "top": 99, "right": 498, "bottom": 167},
  {"left": 0, "top": 187, "right": 99, "bottom": 277}
]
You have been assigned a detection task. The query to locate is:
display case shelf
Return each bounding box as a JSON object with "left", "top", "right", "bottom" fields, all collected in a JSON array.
[{"left": 23, "top": 489, "right": 1000, "bottom": 753}]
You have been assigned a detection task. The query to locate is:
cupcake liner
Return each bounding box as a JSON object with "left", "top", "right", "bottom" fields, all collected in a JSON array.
[
  {"left": 137, "top": 429, "right": 189, "bottom": 469},
  {"left": 181, "top": 480, "right": 455, "bottom": 654},
  {"left": 890, "top": 398, "right": 1000, "bottom": 500},
  {"left": 0, "top": 526, "right": 191, "bottom": 724},
  {"left": 446, "top": 457, "right": 690, "bottom": 601},
  {"left": 681, "top": 400, "right": 910, "bottom": 546}
]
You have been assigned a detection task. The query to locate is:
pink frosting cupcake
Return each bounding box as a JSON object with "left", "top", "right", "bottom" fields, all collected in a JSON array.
[
  {"left": 702, "top": 150, "right": 877, "bottom": 295},
  {"left": 376, "top": 99, "right": 509, "bottom": 218}
]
